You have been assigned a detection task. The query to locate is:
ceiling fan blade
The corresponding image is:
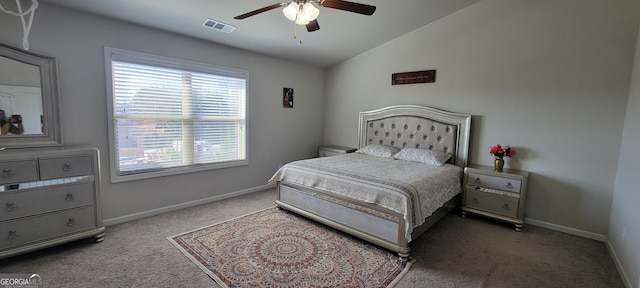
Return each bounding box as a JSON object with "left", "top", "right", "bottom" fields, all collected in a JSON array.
[
  {"left": 306, "top": 20, "right": 320, "bottom": 32},
  {"left": 234, "top": 3, "right": 287, "bottom": 20},
  {"left": 319, "top": 0, "right": 376, "bottom": 16}
]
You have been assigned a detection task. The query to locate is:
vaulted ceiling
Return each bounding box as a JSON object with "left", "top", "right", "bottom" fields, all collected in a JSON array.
[{"left": 38, "top": 0, "right": 480, "bottom": 68}]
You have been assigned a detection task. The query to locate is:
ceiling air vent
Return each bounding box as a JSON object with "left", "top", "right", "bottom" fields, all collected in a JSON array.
[{"left": 202, "top": 19, "right": 236, "bottom": 33}]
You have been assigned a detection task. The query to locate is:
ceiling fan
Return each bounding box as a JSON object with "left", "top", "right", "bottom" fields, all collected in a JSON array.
[{"left": 234, "top": 0, "right": 376, "bottom": 33}]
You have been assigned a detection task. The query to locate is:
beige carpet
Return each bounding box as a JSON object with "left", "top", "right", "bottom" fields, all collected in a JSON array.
[{"left": 0, "top": 188, "right": 625, "bottom": 288}]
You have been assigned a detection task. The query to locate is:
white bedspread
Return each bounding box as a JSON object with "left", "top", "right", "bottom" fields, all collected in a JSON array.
[{"left": 268, "top": 153, "right": 462, "bottom": 241}]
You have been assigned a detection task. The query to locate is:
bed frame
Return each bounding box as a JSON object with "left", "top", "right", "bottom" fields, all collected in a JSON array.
[{"left": 275, "top": 105, "right": 471, "bottom": 257}]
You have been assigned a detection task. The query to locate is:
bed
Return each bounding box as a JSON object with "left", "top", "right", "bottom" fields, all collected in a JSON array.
[{"left": 269, "top": 105, "right": 471, "bottom": 257}]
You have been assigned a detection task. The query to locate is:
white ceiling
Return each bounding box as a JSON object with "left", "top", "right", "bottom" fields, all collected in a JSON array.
[{"left": 38, "top": 0, "right": 480, "bottom": 68}]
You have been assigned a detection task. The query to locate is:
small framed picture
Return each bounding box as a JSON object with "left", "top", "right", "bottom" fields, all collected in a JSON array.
[{"left": 283, "top": 88, "right": 293, "bottom": 108}]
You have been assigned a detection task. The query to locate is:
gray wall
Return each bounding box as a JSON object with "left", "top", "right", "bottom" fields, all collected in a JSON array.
[
  {"left": 609, "top": 24, "right": 640, "bottom": 288},
  {"left": 324, "top": 0, "right": 637, "bottom": 235},
  {"left": 0, "top": 4, "right": 325, "bottom": 221}
]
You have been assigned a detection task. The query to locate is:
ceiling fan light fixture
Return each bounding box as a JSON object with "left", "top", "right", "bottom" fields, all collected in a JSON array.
[
  {"left": 303, "top": 2, "right": 319, "bottom": 21},
  {"left": 236, "top": 0, "right": 376, "bottom": 35},
  {"left": 294, "top": 9, "right": 309, "bottom": 25},
  {"left": 282, "top": 2, "right": 298, "bottom": 21}
]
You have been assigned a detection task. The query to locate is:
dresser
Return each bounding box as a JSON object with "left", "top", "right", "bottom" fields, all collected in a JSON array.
[
  {"left": 0, "top": 146, "right": 104, "bottom": 259},
  {"left": 318, "top": 145, "right": 357, "bottom": 157},
  {"left": 462, "top": 165, "right": 528, "bottom": 231}
]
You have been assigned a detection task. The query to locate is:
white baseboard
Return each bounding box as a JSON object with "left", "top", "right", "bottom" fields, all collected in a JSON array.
[
  {"left": 524, "top": 217, "right": 607, "bottom": 242},
  {"left": 605, "top": 239, "right": 634, "bottom": 288},
  {"left": 525, "top": 218, "right": 635, "bottom": 288},
  {"left": 103, "top": 184, "right": 274, "bottom": 226}
]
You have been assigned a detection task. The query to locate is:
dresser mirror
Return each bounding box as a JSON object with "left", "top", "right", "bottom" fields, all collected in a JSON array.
[{"left": 0, "top": 42, "right": 62, "bottom": 148}]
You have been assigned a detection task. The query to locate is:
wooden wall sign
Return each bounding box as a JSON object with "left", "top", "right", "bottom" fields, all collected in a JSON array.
[{"left": 391, "top": 70, "right": 436, "bottom": 85}]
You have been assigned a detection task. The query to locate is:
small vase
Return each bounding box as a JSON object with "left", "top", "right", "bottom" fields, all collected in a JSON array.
[{"left": 494, "top": 157, "right": 504, "bottom": 172}]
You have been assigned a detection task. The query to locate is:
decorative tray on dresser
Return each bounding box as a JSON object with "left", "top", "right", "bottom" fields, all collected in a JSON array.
[
  {"left": 0, "top": 146, "right": 105, "bottom": 259},
  {"left": 462, "top": 165, "right": 529, "bottom": 231}
]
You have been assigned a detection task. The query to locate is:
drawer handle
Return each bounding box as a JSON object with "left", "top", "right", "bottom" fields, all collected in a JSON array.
[
  {"left": 65, "top": 193, "right": 74, "bottom": 201},
  {"left": 63, "top": 163, "right": 72, "bottom": 171},
  {"left": 67, "top": 218, "right": 76, "bottom": 226},
  {"left": 503, "top": 204, "right": 510, "bottom": 210},
  {"left": 5, "top": 202, "right": 16, "bottom": 211},
  {"left": 8, "top": 230, "right": 18, "bottom": 239},
  {"left": 2, "top": 168, "right": 13, "bottom": 178},
  {"left": 474, "top": 177, "right": 481, "bottom": 184},
  {"left": 505, "top": 182, "right": 513, "bottom": 188},
  {"left": 472, "top": 197, "right": 479, "bottom": 204}
]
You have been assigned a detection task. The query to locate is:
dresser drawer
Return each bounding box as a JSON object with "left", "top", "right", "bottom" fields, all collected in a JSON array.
[
  {"left": 0, "top": 182, "right": 95, "bottom": 221},
  {"left": 0, "top": 160, "right": 39, "bottom": 185},
  {"left": 464, "top": 190, "right": 519, "bottom": 218},
  {"left": 467, "top": 172, "right": 522, "bottom": 193},
  {"left": 39, "top": 156, "right": 93, "bottom": 180},
  {"left": 0, "top": 205, "right": 97, "bottom": 249}
]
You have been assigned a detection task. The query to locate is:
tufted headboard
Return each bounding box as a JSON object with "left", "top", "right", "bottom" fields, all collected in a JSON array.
[{"left": 358, "top": 105, "right": 472, "bottom": 169}]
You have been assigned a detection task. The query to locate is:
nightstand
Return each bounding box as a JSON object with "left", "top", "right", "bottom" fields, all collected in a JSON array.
[
  {"left": 462, "top": 165, "right": 529, "bottom": 231},
  {"left": 318, "top": 145, "right": 357, "bottom": 157}
]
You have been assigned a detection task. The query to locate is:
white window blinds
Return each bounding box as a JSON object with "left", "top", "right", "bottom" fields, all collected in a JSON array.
[{"left": 105, "top": 48, "right": 247, "bottom": 181}]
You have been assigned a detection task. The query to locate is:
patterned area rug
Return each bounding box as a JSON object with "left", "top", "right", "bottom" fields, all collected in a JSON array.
[{"left": 168, "top": 207, "right": 414, "bottom": 288}]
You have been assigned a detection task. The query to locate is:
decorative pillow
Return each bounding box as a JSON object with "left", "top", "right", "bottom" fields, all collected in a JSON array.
[
  {"left": 355, "top": 144, "right": 400, "bottom": 158},
  {"left": 393, "top": 148, "right": 452, "bottom": 166}
]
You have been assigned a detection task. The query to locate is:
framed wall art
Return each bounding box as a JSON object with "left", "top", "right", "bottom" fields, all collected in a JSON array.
[{"left": 283, "top": 87, "right": 294, "bottom": 108}]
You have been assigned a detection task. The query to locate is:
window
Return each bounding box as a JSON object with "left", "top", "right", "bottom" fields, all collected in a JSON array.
[{"left": 104, "top": 47, "right": 247, "bottom": 182}]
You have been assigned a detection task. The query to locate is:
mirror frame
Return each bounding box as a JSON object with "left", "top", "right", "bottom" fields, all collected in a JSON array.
[{"left": 0, "top": 42, "right": 62, "bottom": 148}]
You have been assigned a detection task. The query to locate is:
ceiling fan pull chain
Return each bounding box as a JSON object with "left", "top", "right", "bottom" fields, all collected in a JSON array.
[{"left": 292, "top": 22, "right": 302, "bottom": 44}]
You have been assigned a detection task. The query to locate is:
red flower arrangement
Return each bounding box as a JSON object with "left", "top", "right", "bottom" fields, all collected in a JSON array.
[{"left": 489, "top": 144, "right": 516, "bottom": 158}]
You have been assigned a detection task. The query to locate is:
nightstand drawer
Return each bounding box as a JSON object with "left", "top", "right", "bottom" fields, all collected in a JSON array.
[
  {"left": 467, "top": 172, "right": 522, "bottom": 193},
  {"left": 319, "top": 145, "right": 357, "bottom": 157},
  {"left": 464, "top": 190, "right": 518, "bottom": 218},
  {"left": 320, "top": 150, "right": 346, "bottom": 157}
]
